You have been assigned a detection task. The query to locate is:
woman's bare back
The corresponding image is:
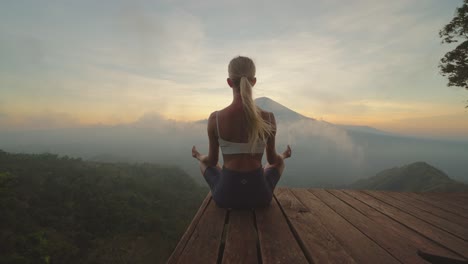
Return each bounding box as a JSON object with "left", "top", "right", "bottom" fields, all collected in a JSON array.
[{"left": 216, "top": 103, "right": 272, "bottom": 171}]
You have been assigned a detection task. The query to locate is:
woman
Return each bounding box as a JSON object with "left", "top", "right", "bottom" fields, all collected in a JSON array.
[{"left": 191, "top": 56, "right": 292, "bottom": 209}]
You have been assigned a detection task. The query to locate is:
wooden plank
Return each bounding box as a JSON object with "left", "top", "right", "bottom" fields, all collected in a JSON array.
[
  {"left": 275, "top": 188, "right": 356, "bottom": 263},
  {"left": 255, "top": 194, "right": 308, "bottom": 264},
  {"left": 403, "top": 192, "right": 468, "bottom": 219},
  {"left": 311, "top": 189, "right": 430, "bottom": 263},
  {"left": 363, "top": 191, "right": 468, "bottom": 241},
  {"left": 385, "top": 191, "right": 468, "bottom": 228},
  {"left": 175, "top": 197, "right": 228, "bottom": 264},
  {"left": 329, "top": 190, "right": 466, "bottom": 262},
  {"left": 425, "top": 192, "right": 468, "bottom": 200},
  {"left": 275, "top": 187, "right": 288, "bottom": 196},
  {"left": 222, "top": 210, "right": 258, "bottom": 264},
  {"left": 292, "top": 189, "right": 399, "bottom": 264},
  {"left": 167, "top": 193, "right": 213, "bottom": 264},
  {"left": 423, "top": 193, "right": 468, "bottom": 211},
  {"left": 343, "top": 190, "right": 468, "bottom": 259}
]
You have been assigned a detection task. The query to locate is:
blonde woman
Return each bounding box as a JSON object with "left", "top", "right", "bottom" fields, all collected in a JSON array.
[{"left": 192, "top": 56, "right": 291, "bottom": 209}]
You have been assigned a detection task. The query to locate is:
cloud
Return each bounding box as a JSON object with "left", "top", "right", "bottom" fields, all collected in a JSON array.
[
  {"left": 0, "top": 111, "right": 81, "bottom": 130},
  {"left": 278, "top": 119, "right": 365, "bottom": 167},
  {"left": 1, "top": 109, "right": 467, "bottom": 186},
  {"left": 0, "top": 0, "right": 464, "bottom": 135}
]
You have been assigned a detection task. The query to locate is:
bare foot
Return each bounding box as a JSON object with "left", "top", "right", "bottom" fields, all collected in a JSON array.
[
  {"left": 281, "top": 145, "right": 292, "bottom": 159},
  {"left": 192, "top": 146, "right": 201, "bottom": 160}
]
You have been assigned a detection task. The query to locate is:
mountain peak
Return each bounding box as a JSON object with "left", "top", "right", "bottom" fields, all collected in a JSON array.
[{"left": 254, "top": 97, "right": 314, "bottom": 122}]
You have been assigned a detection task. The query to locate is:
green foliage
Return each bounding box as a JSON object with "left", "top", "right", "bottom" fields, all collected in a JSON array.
[
  {"left": 0, "top": 150, "right": 208, "bottom": 263},
  {"left": 439, "top": 0, "right": 468, "bottom": 106},
  {"left": 349, "top": 161, "right": 468, "bottom": 192}
]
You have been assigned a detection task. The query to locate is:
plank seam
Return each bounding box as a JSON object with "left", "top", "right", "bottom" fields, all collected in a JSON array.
[
  {"left": 402, "top": 193, "right": 468, "bottom": 220},
  {"left": 308, "top": 189, "right": 403, "bottom": 264},
  {"left": 252, "top": 209, "right": 263, "bottom": 264},
  {"left": 386, "top": 192, "right": 468, "bottom": 225},
  {"left": 167, "top": 193, "right": 212, "bottom": 263},
  {"left": 344, "top": 190, "right": 467, "bottom": 260},
  {"left": 274, "top": 193, "right": 314, "bottom": 264},
  {"left": 216, "top": 209, "right": 230, "bottom": 264},
  {"left": 363, "top": 191, "right": 468, "bottom": 242}
]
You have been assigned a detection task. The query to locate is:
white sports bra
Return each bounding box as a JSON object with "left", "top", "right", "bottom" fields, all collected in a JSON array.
[{"left": 216, "top": 111, "right": 270, "bottom": 154}]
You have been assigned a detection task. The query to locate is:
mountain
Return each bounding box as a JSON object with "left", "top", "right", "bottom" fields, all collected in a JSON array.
[
  {"left": 194, "top": 96, "right": 314, "bottom": 124},
  {"left": 336, "top": 124, "right": 396, "bottom": 136},
  {"left": 349, "top": 162, "right": 468, "bottom": 192},
  {"left": 254, "top": 97, "right": 314, "bottom": 123}
]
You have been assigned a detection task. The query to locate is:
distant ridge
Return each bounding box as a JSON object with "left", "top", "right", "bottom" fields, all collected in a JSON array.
[
  {"left": 254, "top": 97, "right": 314, "bottom": 123},
  {"left": 350, "top": 161, "right": 468, "bottom": 192},
  {"left": 195, "top": 97, "right": 314, "bottom": 124},
  {"left": 336, "top": 124, "right": 396, "bottom": 136}
]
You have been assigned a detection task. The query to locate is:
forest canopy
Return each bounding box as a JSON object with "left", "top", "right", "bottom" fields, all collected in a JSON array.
[{"left": 0, "top": 150, "right": 207, "bottom": 263}]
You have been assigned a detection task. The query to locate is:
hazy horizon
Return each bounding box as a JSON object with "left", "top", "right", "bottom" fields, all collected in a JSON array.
[{"left": 1, "top": 97, "right": 467, "bottom": 188}]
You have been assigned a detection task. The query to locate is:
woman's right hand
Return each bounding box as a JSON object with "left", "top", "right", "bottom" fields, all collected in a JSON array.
[{"left": 192, "top": 146, "right": 201, "bottom": 160}]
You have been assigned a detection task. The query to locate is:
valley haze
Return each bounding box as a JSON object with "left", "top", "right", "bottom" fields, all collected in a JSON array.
[{"left": 1, "top": 97, "right": 467, "bottom": 188}]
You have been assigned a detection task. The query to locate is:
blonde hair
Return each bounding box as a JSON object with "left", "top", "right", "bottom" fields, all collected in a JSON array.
[{"left": 228, "top": 56, "right": 274, "bottom": 153}]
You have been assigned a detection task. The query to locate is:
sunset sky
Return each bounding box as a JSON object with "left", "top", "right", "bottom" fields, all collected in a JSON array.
[{"left": 1, "top": 0, "right": 467, "bottom": 138}]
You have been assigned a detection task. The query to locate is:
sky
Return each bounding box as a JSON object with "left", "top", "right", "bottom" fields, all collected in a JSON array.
[{"left": 1, "top": 0, "right": 467, "bottom": 138}]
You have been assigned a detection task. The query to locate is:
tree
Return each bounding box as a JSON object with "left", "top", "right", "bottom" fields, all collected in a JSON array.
[{"left": 439, "top": 0, "right": 468, "bottom": 107}]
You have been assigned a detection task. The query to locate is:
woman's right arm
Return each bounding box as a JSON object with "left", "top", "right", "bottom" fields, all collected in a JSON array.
[{"left": 205, "top": 112, "right": 220, "bottom": 166}]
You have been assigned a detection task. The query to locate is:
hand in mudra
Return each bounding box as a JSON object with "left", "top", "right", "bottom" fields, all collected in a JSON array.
[
  {"left": 192, "top": 146, "right": 202, "bottom": 160},
  {"left": 281, "top": 145, "right": 292, "bottom": 159}
]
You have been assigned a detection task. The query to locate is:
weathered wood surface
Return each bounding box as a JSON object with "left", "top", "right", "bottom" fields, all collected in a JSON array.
[
  {"left": 275, "top": 188, "right": 356, "bottom": 263},
  {"left": 255, "top": 193, "right": 308, "bottom": 264},
  {"left": 403, "top": 192, "right": 468, "bottom": 219},
  {"left": 222, "top": 210, "right": 258, "bottom": 264},
  {"left": 311, "top": 189, "right": 427, "bottom": 263},
  {"left": 173, "top": 196, "right": 227, "bottom": 264},
  {"left": 362, "top": 190, "right": 468, "bottom": 241},
  {"left": 387, "top": 191, "right": 468, "bottom": 227},
  {"left": 168, "top": 189, "right": 468, "bottom": 264}
]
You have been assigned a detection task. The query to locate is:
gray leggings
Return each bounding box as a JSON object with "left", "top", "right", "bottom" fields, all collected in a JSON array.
[{"left": 203, "top": 166, "right": 281, "bottom": 209}]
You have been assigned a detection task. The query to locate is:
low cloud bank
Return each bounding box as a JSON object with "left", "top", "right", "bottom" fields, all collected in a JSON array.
[{"left": 1, "top": 113, "right": 467, "bottom": 187}]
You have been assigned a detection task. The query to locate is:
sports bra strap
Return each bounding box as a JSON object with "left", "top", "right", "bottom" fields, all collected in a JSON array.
[{"left": 215, "top": 111, "right": 220, "bottom": 138}]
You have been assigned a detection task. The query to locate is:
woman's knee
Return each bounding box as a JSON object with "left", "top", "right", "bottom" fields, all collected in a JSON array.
[
  {"left": 265, "top": 155, "right": 284, "bottom": 173},
  {"left": 276, "top": 155, "right": 285, "bottom": 167}
]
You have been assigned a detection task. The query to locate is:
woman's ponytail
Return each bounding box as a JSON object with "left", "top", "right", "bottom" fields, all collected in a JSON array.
[{"left": 229, "top": 57, "right": 274, "bottom": 153}]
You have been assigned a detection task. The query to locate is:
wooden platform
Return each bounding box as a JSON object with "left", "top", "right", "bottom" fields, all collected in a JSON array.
[{"left": 168, "top": 188, "right": 468, "bottom": 264}]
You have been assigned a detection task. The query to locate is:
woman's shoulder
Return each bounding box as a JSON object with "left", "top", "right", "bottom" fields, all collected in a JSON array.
[{"left": 207, "top": 111, "right": 219, "bottom": 126}]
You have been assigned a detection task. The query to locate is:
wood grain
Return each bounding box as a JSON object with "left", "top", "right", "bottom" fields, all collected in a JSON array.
[
  {"left": 275, "top": 188, "right": 356, "bottom": 263},
  {"left": 167, "top": 193, "right": 213, "bottom": 264},
  {"left": 175, "top": 197, "right": 228, "bottom": 264},
  {"left": 343, "top": 190, "right": 468, "bottom": 259},
  {"left": 293, "top": 189, "right": 399, "bottom": 264},
  {"left": 255, "top": 193, "right": 308, "bottom": 264},
  {"left": 403, "top": 192, "right": 468, "bottom": 219},
  {"left": 222, "top": 210, "right": 258, "bottom": 264},
  {"left": 363, "top": 191, "right": 468, "bottom": 241},
  {"left": 385, "top": 191, "right": 468, "bottom": 228},
  {"left": 329, "top": 190, "right": 466, "bottom": 262}
]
